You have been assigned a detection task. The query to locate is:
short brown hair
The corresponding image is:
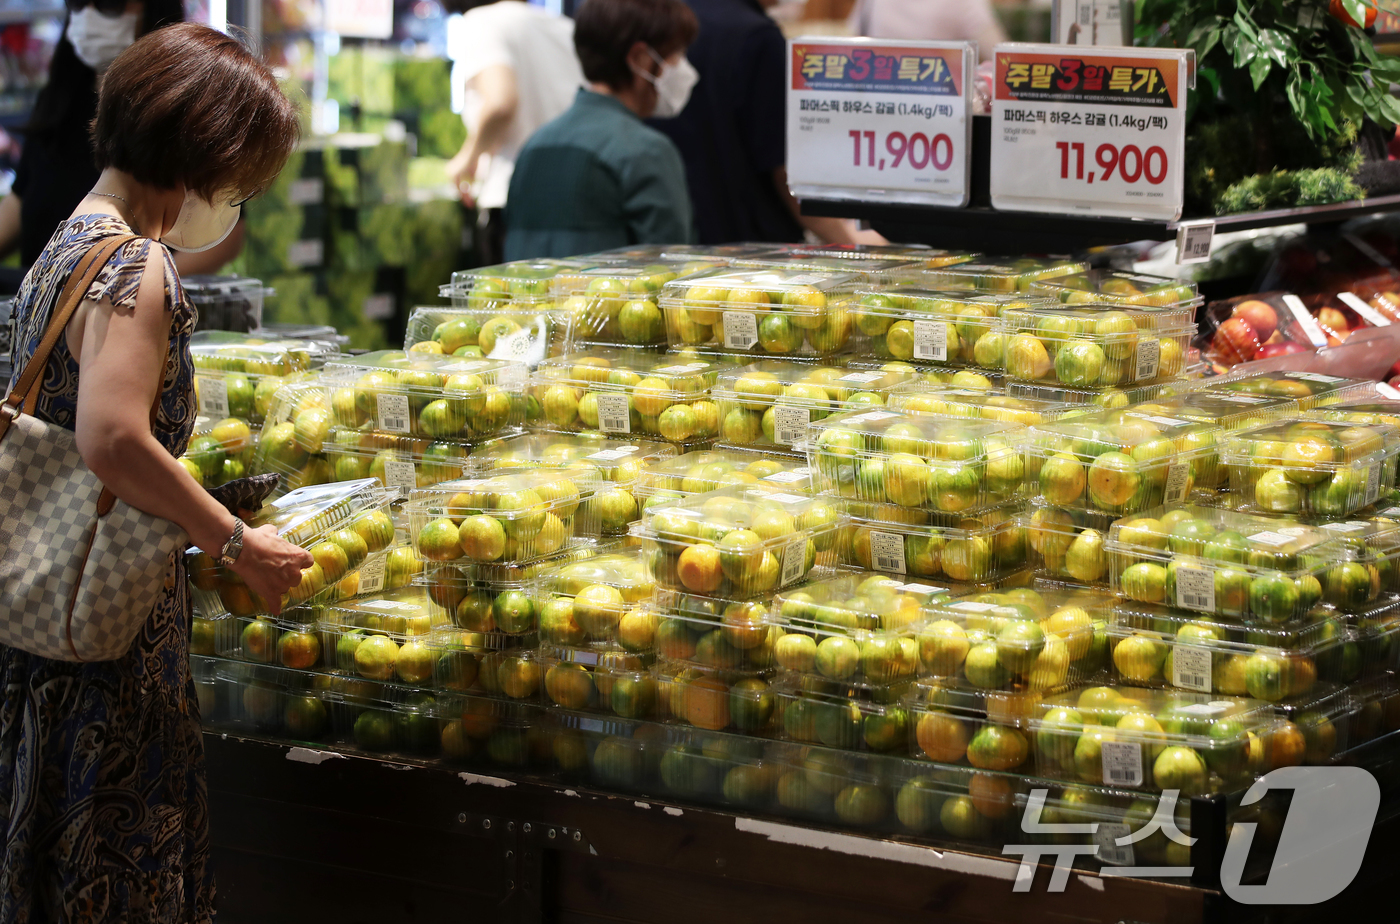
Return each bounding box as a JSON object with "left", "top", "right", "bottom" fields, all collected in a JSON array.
[
  {"left": 574, "top": 0, "right": 699, "bottom": 90},
  {"left": 92, "top": 23, "right": 300, "bottom": 201}
]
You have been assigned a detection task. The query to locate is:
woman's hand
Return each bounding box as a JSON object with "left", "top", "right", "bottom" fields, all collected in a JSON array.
[{"left": 228, "top": 524, "right": 313, "bottom": 616}]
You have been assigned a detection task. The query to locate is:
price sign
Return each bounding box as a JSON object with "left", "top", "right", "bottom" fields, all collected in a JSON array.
[
  {"left": 786, "top": 39, "right": 973, "bottom": 206},
  {"left": 990, "top": 44, "right": 1191, "bottom": 220}
]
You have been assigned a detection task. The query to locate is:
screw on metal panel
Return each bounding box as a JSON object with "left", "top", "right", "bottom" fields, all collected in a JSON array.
[
  {"left": 507, "top": 880, "right": 515, "bottom": 891},
  {"left": 548, "top": 828, "right": 557, "bottom": 839},
  {"left": 506, "top": 821, "right": 515, "bottom": 832},
  {"left": 505, "top": 850, "right": 514, "bottom": 860},
  {"left": 523, "top": 822, "right": 532, "bottom": 833},
  {"left": 573, "top": 831, "right": 582, "bottom": 842},
  {"left": 457, "top": 813, "right": 467, "bottom": 824},
  {"left": 483, "top": 819, "right": 492, "bottom": 830}
]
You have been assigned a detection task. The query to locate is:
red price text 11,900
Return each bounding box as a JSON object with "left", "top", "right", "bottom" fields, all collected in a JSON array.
[
  {"left": 849, "top": 129, "right": 954, "bottom": 171},
  {"left": 1055, "top": 141, "right": 1168, "bottom": 185}
]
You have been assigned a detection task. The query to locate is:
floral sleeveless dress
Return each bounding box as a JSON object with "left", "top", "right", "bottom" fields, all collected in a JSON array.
[{"left": 0, "top": 215, "right": 213, "bottom": 923}]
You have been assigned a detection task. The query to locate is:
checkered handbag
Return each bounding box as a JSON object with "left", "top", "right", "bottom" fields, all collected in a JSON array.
[{"left": 0, "top": 235, "right": 188, "bottom": 661}]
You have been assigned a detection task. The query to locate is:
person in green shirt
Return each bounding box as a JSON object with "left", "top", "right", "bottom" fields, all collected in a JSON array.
[{"left": 504, "top": 0, "right": 699, "bottom": 260}]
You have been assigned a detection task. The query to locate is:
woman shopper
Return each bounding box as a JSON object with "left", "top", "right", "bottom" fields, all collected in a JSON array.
[
  {"left": 503, "top": 0, "right": 699, "bottom": 259},
  {"left": 0, "top": 0, "right": 186, "bottom": 277},
  {"left": 0, "top": 23, "right": 309, "bottom": 922}
]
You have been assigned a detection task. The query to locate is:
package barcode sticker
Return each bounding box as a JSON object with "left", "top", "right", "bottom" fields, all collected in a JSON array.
[
  {"left": 764, "top": 468, "right": 810, "bottom": 484},
  {"left": 772, "top": 405, "right": 810, "bottom": 446},
  {"left": 1129, "top": 414, "right": 1190, "bottom": 428},
  {"left": 1172, "top": 645, "right": 1213, "bottom": 693},
  {"left": 781, "top": 541, "right": 806, "bottom": 586},
  {"left": 1175, "top": 566, "right": 1215, "bottom": 612},
  {"left": 1179, "top": 701, "right": 1232, "bottom": 716},
  {"left": 1286, "top": 371, "right": 1342, "bottom": 383},
  {"left": 766, "top": 492, "right": 809, "bottom": 505},
  {"left": 377, "top": 394, "right": 412, "bottom": 433},
  {"left": 1337, "top": 292, "right": 1393, "bottom": 327},
  {"left": 1162, "top": 462, "right": 1192, "bottom": 505},
  {"left": 1320, "top": 521, "right": 1367, "bottom": 533},
  {"left": 952, "top": 601, "right": 999, "bottom": 612},
  {"left": 868, "top": 530, "right": 906, "bottom": 574},
  {"left": 723, "top": 311, "right": 759, "bottom": 350},
  {"left": 1100, "top": 740, "right": 1145, "bottom": 787},
  {"left": 361, "top": 599, "right": 415, "bottom": 611},
  {"left": 784, "top": 274, "right": 827, "bottom": 286},
  {"left": 588, "top": 447, "right": 638, "bottom": 461},
  {"left": 595, "top": 393, "right": 631, "bottom": 434},
  {"left": 840, "top": 371, "right": 885, "bottom": 383},
  {"left": 656, "top": 362, "right": 710, "bottom": 374},
  {"left": 1281, "top": 296, "right": 1328, "bottom": 348},
  {"left": 1220, "top": 394, "right": 1270, "bottom": 404},
  {"left": 1095, "top": 823, "right": 1135, "bottom": 866},
  {"left": 845, "top": 410, "right": 898, "bottom": 424},
  {"left": 901, "top": 582, "right": 945, "bottom": 594},
  {"left": 357, "top": 556, "right": 386, "bottom": 594},
  {"left": 198, "top": 376, "right": 229, "bottom": 418},
  {"left": 382, "top": 459, "right": 417, "bottom": 492},
  {"left": 1248, "top": 530, "right": 1293, "bottom": 546},
  {"left": 912, "top": 319, "right": 948, "bottom": 361},
  {"left": 1367, "top": 463, "right": 1382, "bottom": 504},
  {"left": 1135, "top": 338, "right": 1161, "bottom": 381}
]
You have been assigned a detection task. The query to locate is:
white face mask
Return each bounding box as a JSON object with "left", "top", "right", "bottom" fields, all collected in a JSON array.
[
  {"left": 161, "top": 190, "right": 242, "bottom": 254},
  {"left": 635, "top": 47, "right": 699, "bottom": 119},
  {"left": 66, "top": 7, "right": 138, "bottom": 72}
]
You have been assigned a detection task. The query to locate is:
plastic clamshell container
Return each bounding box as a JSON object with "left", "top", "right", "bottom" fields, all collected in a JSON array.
[
  {"left": 808, "top": 409, "right": 1029, "bottom": 514},
  {"left": 774, "top": 680, "right": 914, "bottom": 752},
  {"left": 1105, "top": 505, "right": 1337, "bottom": 622},
  {"left": 414, "top": 543, "right": 608, "bottom": 636},
  {"left": 1005, "top": 379, "right": 1183, "bottom": 408},
  {"left": 1192, "top": 370, "right": 1379, "bottom": 410},
  {"left": 1022, "top": 408, "right": 1223, "bottom": 516},
  {"left": 888, "top": 382, "right": 1082, "bottom": 426},
  {"left": 713, "top": 360, "right": 902, "bottom": 452},
  {"left": 190, "top": 364, "right": 318, "bottom": 429},
  {"left": 403, "top": 304, "right": 560, "bottom": 366},
  {"left": 1027, "top": 269, "right": 1203, "bottom": 310},
  {"left": 788, "top": 243, "right": 977, "bottom": 268},
  {"left": 187, "top": 479, "right": 400, "bottom": 614},
  {"left": 630, "top": 484, "right": 841, "bottom": 597},
  {"left": 635, "top": 449, "right": 816, "bottom": 501},
  {"left": 841, "top": 359, "right": 1005, "bottom": 394},
  {"left": 1002, "top": 305, "right": 1195, "bottom": 389},
  {"left": 536, "top": 551, "right": 658, "bottom": 648},
  {"left": 652, "top": 661, "right": 781, "bottom": 734},
  {"left": 646, "top": 588, "right": 778, "bottom": 673},
  {"left": 918, "top": 585, "right": 1112, "bottom": 694},
  {"left": 1304, "top": 516, "right": 1399, "bottom": 612},
  {"left": 196, "top": 658, "right": 343, "bottom": 743},
  {"left": 900, "top": 257, "right": 1088, "bottom": 294},
  {"left": 1274, "top": 682, "right": 1352, "bottom": 764},
  {"left": 837, "top": 502, "right": 1027, "bottom": 583},
  {"left": 321, "top": 350, "right": 530, "bottom": 441},
  {"left": 1346, "top": 672, "right": 1400, "bottom": 751},
  {"left": 1020, "top": 502, "right": 1118, "bottom": 586},
  {"left": 732, "top": 252, "right": 933, "bottom": 282},
  {"left": 437, "top": 258, "right": 598, "bottom": 306},
  {"left": 1104, "top": 600, "right": 1345, "bottom": 702},
  {"left": 1125, "top": 391, "right": 1298, "bottom": 433},
  {"left": 1219, "top": 418, "right": 1400, "bottom": 517},
  {"left": 550, "top": 262, "right": 690, "bottom": 350},
  {"left": 320, "top": 427, "right": 473, "bottom": 494},
  {"left": 1029, "top": 686, "right": 1276, "bottom": 792},
  {"left": 540, "top": 645, "right": 659, "bottom": 718},
  {"left": 405, "top": 468, "right": 603, "bottom": 566},
  {"left": 1304, "top": 398, "right": 1400, "bottom": 428},
  {"left": 658, "top": 266, "right": 863, "bottom": 357},
  {"left": 246, "top": 380, "right": 336, "bottom": 493},
  {"left": 769, "top": 573, "right": 952, "bottom": 685},
  {"left": 254, "top": 322, "right": 349, "bottom": 350},
  {"left": 186, "top": 275, "right": 268, "bottom": 333},
  {"left": 584, "top": 244, "right": 734, "bottom": 269},
  {"left": 190, "top": 329, "right": 338, "bottom": 374},
  {"left": 904, "top": 681, "right": 1037, "bottom": 770},
  {"left": 529, "top": 349, "right": 722, "bottom": 447},
  {"left": 845, "top": 289, "right": 1052, "bottom": 372}
]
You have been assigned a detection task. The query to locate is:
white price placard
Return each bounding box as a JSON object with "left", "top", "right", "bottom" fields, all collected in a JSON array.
[
  {"left": 786, "top": 39, "right": 973, "bottom": 206},
  {"left": 990, "top": 44, "right": 1191, "bottom": 220}
]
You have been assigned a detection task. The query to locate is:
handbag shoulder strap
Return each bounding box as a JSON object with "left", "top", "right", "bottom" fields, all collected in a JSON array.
[{"left": 0, "top": 234, "right": 142, "bottom": 439}]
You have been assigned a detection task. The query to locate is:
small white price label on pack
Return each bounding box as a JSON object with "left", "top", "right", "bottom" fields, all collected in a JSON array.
[
  {"left": 198, "top": 376, "right": 229, "bottom": 418},
  {"left": 594, "top": 394, "right": 631, "bottom": 434},
  {"left": 357, "top": 556, "right": 386, "bottom": 595},
  {"left": 1172, "top": 645, "right": 1213, "bottom": 693},
  {"left": 990, "top": 44, "right": 1192, "bottom": 220},
  {"left": 1162, "top": 461, "right": 1192, "bottom": 505},
  {"left": 1175, "top": 565, "right": 1215, "bottom": 612},
  {"left": 723, "top": 311, "right": 759, "bottom": 350},
  {"left": 1135, "top": 338, "right": 1160, "bottom": 380},
  {"left": 1100, "top": 740, "right": 1144, "bottom": 787},
  {"left": 1095, "top": 823, "right": 1135, "bottom": 866},
  {"left": 781, "top": 541, "right": 807, "bottom": 586},
  {"left": 912, "top": 319, "right": 948, "bottom": 361},
  {"left": 382, "top": 460, "right": 417, "bottom": 492},
  {"left": 774, "top": 406, "right": 811, "bottom": 446},
  {"left": 786, "top": 38, "right": 974, "bottom": 207},
  {"left": 376, "top": 394, "right": 411, "bottom": 433},
  {"left": 868, "top": 530, "right": 907, "bottom": 574}
]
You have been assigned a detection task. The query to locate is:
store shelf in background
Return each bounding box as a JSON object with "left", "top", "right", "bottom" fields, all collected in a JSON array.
[{"left": 798, "top": 117, "right": 1400, "bottom": 252}]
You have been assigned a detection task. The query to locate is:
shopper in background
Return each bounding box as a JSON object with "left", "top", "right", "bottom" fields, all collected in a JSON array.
[
  {"left": 503, "top": 0, "right": 698, "bottom": 260},
  {"left": 653, "top": 0, "right": 883, "bottom": 246},
  {"left": 847, "top": 0, "right": 1006, "bottom": 62},
  {"left": 0, "top": 1, "right": 247, "bottom": 289},
  {"left": 443, "top": 0, "right": 584, "bottom": 266},
  {"left": 1, "top": 23, "right": 308, "bottom": 921}
]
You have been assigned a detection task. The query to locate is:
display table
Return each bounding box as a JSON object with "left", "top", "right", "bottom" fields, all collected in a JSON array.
[{"left": 203, "top": 732, "right": 1398, "bottom": 924}]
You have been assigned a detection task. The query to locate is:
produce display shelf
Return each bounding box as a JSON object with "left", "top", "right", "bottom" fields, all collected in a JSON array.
[{"left": 204, "top": 728, "right": 1400, "bottom": 924}]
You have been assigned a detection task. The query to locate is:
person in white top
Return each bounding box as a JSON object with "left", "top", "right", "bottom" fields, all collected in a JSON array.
[
  {"left": 445, "top": 0, "right": 584, "bottom": 263},
  {"left": 847, "top": 0, "right": 1006, "bottom": 62}
]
